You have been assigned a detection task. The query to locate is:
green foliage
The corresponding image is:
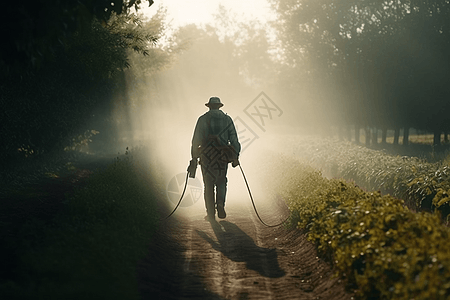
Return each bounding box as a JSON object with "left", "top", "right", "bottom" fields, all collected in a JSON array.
[
  {"left": 65, "top": 11, "right": 164, "bottom": 79},
  {"left": 64, "top": 130, "right": 100, "bottom": 152},
  {"left": 107, "top": 12, "right": 160, "bottom": 58},
  {"left": 266, "top": 152, "right": 450, "bottom": 300},
  {"left": 0, "top": 0, "right": 154, "bottom": 74},
  {"left": 0, "top": 147, "right": 160, "bottom": 300}
]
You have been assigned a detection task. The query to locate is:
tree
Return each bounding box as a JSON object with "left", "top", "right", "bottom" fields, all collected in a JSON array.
[
  {"left": 212, "top": 5, "right": 277, "bottom": 90},
  {"left": 0, "top": 8, "right": 171, "bottom": 166},
  {"left": 271, "top": 0, "right": 450, "bottom": 145},
  {"left": 0, "top": 0, "right": 154, "bottom": 75}
]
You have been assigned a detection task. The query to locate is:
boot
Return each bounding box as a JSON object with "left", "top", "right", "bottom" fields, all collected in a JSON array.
[{"left": 217, "top": 203, "right": 226, "bottom": 219}]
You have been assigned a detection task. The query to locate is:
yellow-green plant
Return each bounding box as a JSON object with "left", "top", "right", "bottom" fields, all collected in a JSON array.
[{"left": 263, "top": 153, "right": 450, "bottom": 300}]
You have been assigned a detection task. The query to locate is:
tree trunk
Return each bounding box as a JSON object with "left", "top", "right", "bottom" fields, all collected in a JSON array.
[
  {"left": 403, "top": 127, "right": 409, "bottom": 147},
  {"left": 371, "top": 128, "right": 378, "bottom": 146},
  {"left": 393, "top": 128, "right": 400, "bottom": 145},
  {"left": 347, "top": 125, "right": 352, "bottom": 141},
  {"left": 354, "top": 125, "right": 360, "bottom": 144},
  {"left": 381, "top": 128, "right": 387, "bottom": 144},
  {"left": 433, "top": 131, "right": 441, "bottom": 146},
  {"left": 365, "top": 127, "right": 371, "bottom": 146}
]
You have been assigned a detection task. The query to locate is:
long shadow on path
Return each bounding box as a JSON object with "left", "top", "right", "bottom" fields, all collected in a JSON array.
[{"left": 196, "top": 220, "right": 285, "bottom": 278}]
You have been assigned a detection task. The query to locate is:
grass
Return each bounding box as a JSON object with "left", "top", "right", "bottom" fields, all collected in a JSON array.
[{"left": 0, "top": 147, "right": 162, "bottom": 300}]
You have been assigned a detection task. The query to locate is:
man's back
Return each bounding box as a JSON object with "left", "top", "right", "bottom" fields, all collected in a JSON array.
[{"left": 191, "top": 109, "right": 240, "bottom": 158}]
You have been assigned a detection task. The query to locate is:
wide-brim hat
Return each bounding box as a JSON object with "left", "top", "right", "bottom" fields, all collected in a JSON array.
[{"left": 205, "top": 96, "right": 223, "bottom": 107}]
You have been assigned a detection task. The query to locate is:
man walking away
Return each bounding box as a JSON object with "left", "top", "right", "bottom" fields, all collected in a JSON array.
[{"left": 191, "top": 97, "right": 241, "bottom": 221}]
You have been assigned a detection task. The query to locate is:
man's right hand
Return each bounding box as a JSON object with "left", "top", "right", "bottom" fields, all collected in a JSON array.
[{"left": 188, "top": 159, "right": 198, "bottom": 177}]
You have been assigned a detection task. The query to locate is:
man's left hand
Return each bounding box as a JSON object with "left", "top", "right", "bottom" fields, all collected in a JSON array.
[{"left": 232, "top": 159, "right": 240, "bottom": 168}]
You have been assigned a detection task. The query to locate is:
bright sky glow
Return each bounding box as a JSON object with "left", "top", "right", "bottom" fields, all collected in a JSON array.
[{"left": 140, "top": 0, "right": 275, "bottom": 28}]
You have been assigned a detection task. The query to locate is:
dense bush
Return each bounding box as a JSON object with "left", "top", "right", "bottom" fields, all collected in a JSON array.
[{"left": 264, "top": 152, "right": 450, "bottom": 300}]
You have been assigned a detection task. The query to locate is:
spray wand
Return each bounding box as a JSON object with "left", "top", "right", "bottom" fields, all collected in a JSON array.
[{"left": 187, "top": 158, "right": 198, "bottom": 178}]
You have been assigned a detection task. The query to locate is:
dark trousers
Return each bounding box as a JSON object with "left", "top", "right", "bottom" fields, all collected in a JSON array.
[{"left": 201, "top": 162, "right": 228, "bottom": 217}]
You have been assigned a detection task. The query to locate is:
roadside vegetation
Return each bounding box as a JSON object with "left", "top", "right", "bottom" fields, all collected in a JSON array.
[
  {"left": 278, "top": 135, "right": 450, "bottom": 221},
  {"left": 263, "top": 151, "right": 450, "bottom": 300}
]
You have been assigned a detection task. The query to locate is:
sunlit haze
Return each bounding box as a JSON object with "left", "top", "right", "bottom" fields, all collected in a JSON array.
[
  {"left": 141, "top": 0, "right": 275, "bottom": 28},
  {"left": 121, "top": 0, "right": 289, "bottom": 195}
]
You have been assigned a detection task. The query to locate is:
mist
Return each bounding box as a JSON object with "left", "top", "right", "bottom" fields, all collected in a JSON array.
[
  {"left": 64, "top": 0, "right": 447, "bottom": 216},
  {"left": 116, "top": 20, "right": 295, "bottom": 197}
]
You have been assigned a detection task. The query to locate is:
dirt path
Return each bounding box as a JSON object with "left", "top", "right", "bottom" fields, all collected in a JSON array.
[{"left": 138, "top": 192, "right": 354, "bottom": 300}]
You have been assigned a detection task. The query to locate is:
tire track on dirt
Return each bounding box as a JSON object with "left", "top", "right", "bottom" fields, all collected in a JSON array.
[
  {"left": 139, "top": 194, "right": 354, "bottom": 299},
  {"left": 189, "top": 207, "right": 277, "bottom": 299}
]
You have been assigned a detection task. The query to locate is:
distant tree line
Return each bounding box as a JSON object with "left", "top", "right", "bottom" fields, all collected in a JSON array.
[{"left": 271, "top": 0, "right": 450, "bottom": 147}]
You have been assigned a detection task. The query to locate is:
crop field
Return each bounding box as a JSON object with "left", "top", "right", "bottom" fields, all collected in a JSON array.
[
  {"left": 259, "top": 146, "right": 450, "bottom": 300},
  {"left": 270, "top": 134, "right": 450, "bottom": 218}
]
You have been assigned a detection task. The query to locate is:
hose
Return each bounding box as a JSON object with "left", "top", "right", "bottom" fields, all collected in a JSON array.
[
  {"left": 164, "top": 172, "right": 189, "bottom": 219},
  {"left": 238, "top": 164, "right": 289, "bottom": 227},
  {"left": 164, "top": 163, "right": 290, "bottom": 228}
]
